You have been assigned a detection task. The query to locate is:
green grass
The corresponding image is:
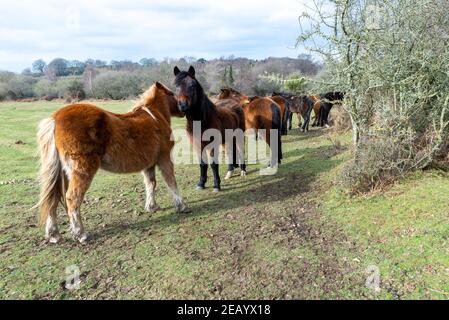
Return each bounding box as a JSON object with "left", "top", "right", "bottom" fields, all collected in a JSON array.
[
  {"left": 0, "top": 100, "right": 447, "bottom": 299},
  {"left": 324, "top": 169, "right": 449, "bottom": 299}
]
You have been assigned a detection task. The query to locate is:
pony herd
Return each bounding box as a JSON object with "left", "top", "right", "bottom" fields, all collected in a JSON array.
[{"left": 36, "top": 66, "right": 344, "bottom": 243}]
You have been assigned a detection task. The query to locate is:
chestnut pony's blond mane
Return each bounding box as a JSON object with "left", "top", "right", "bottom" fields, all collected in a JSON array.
[{"left": 132, "top": 82, "right": 173, "bottom": 112}]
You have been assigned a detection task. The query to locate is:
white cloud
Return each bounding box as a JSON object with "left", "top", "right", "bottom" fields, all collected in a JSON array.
[{"left": 0, "top": 0, "right": 311, "bottom": 72}]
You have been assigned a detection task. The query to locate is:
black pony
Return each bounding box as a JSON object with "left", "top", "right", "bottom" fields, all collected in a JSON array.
[
  {"left": 317, "top": 91, "right": 345, "bottom": 127},
  {"left": 174, "top": 66, "right": 246, "bottom": 192}
]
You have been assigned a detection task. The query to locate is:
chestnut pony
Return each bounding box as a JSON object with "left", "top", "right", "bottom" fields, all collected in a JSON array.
[
  {"left": 217, "top": 88, "right": 249, "bottom": 107},
  {"left": 36, "top": 82, "right": 190, "bottom": 244},
  {"left": 174, "top": 66, "right": 246, "bottom": 192},
  {"left": 245, "top": 96, "right": 283, "bottom": 166},
  {"left": 269, "top": 95, "right": 290, "bottom": 135},
  {"left": 218, "top": 88, "right": 283, "bottom": 166},
  {"left": 220, "top": 88, "right": 290, "bottom": 136}
]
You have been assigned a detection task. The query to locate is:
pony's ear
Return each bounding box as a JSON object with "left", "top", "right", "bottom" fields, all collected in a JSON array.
[
  {"left": 174, "top": 66, "right": 181, "bottom": 76},
  {"left": 154, "top": 81, "right": 172, "bottom": 95},
  {"left": 188, "top": 66, "right": 195, "bottom": 77}
]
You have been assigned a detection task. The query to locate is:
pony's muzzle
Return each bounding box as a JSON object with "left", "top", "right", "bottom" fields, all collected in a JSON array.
[{"left": 178, "top": 101, "right": 189, "bottom": 113}]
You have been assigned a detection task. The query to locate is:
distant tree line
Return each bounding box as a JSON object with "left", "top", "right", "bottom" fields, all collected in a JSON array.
[{"left": 0, "top": 55, "right": 321, "bottom": 101}]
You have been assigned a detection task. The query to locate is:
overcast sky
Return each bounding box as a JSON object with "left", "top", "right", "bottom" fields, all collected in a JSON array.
[{"left": 0, "top": 0, "right": 310, "bottom": 72}]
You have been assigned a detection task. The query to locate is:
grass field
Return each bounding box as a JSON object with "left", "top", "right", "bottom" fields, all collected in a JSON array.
[{"left": 0, "top": 100, "right": 447, "bottom": 299}]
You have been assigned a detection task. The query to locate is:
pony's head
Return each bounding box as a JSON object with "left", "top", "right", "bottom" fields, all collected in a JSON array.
[
  {"left": 219, "top": 88, "right": 250, "bottom": 106},
  {"left": 173, "top": 66, "right": 202, "bottom": 114},
  {"left": 280, "top": 94, "right": 301, "bottom": 113},
  {"left": 333, "top": 91, "right": 345, "bottom": 102},
  {"left": 134, "top": 82, "right": 184, "bottom": 118}
]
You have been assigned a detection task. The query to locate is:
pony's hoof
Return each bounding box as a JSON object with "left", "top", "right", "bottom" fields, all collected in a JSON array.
[
  {"left": 47, "top": 234, "right": 61, "bottom": 244},
  {"left": 178, "top": 205, "right": 192, "bottom": 214},
  {"left": 259, "top": 166, "right": 278, "bottom": 176},
  {"left": 146, "top": 205, "right": 161, "bottom": 213},
  {"left": 213, "top": 187, "right": 221, "bottom": 193},
  {"left": 240, "top": 170, "right": 247, "bottom": 177},
  {"left": 224, "top": 171, "right": 233, "bottom": 180},
  {"left": 76, "top": 233, "right": 89, "bottom": 244}
]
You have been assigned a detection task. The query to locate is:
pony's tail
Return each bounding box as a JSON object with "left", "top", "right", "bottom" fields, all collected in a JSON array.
[
  {"left": 270, "top": 102, "right": 283, "bottom": 162},
  {"left": 234, "top": 105, "right": 246, "bottom": 132},
  {"left": 35, "top": 118, "right": 64, "bottom": 226},
  {"left": 282, "top": 101, "right": 290, "bottom": 135},
  {"left": 270, "top": 103, "right": 281, "bottom": 131}
]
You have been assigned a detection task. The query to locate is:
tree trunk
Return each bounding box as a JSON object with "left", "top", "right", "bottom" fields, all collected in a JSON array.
[{"left": 349, "top": 112, "right": 360, "bottom": 148}]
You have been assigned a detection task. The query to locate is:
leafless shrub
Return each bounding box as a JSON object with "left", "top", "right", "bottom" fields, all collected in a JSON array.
[
  {"left": 340, "top": 129, "right": 442, "bottom": 193},
  {"left": 330, "top": 106, "right": 351, "bottom": 133}
]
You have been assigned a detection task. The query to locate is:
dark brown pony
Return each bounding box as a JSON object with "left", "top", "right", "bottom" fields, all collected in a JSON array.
[
  {"left": 36, "top": 82, "right": 190, "bottom": 244},
  {"left": 272, "top": 92, "right": 316, "bottom": 132},
  {"left": 174, "top": 66, "right": 246, "bottom": 192}
]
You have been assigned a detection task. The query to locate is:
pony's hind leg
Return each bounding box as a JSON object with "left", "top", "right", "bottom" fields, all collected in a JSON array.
[
  {"left": 45, "top": 172, "right": 68, "bottom": 243},
  {"left": 288, "top": 112, "right": 293, "bottom": 131},
  {"left": 297, "top": 113, "right": 302, "bottom": 128},
  {"left": 158, "top": 155, "right": 191, "bottom": 213},
  {"left": 142, "top": 166, "right": 160, "bottom": 213},
  {"left": 224, "top": 140, "right": 237, "bottom": 180},
  {"left": 45, "top": 202, "right": 61, "bottom": 244},
  {"left": 236, "top": 137, "right": 246, "bottom": 176},
  {"left": 278, "top": 130, "right": 283, "bottom": 164},
  {"left": 65, "top": 159, "right": 98, "bottom": 243},
  {"left": 302, "top": 112, "right": 311, "bottom": 132}
]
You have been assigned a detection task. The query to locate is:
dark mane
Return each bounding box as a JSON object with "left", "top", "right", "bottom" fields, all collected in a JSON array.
[
  {"left": 175, "top": 71, "right": 218, "bottom": 133},
  {"left": 174, "top": 71, "right": 191, "bottom": 86}
]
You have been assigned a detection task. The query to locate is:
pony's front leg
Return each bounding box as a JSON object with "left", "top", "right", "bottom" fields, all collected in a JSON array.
[
  {"left": 142, "top": 166, "right": 160, "bottom": 213},
  {"left": 158, "top": 156, "right": 191, "bottom": 213},
  {"left": 197, "top": 159, "right": 208, "bottom": 189},
  {"left": 210, "top": 163, "right": 221, "bottom": 192}
]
